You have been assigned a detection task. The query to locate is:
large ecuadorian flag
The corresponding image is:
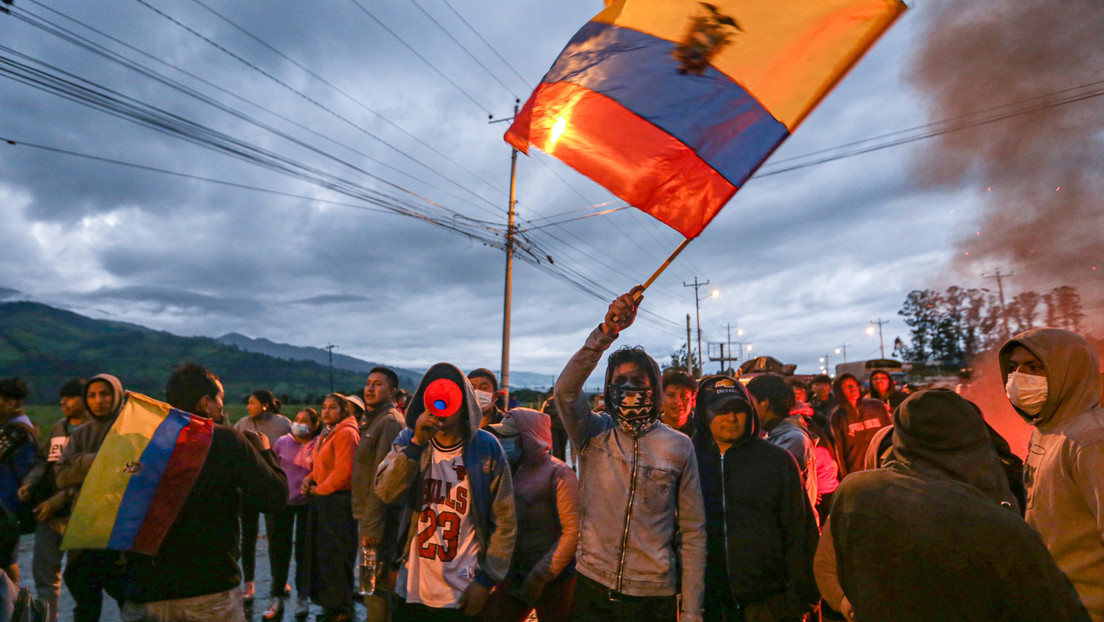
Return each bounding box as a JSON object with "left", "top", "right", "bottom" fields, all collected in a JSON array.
[
  {"left": 505, "top": 0, "right": 906, "bottom": 238},
  {"left": 61, "top": 392, "right": 213, "bottom": 555}
]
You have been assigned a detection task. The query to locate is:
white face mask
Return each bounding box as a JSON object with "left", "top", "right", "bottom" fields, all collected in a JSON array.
[
  {"left": 474, "top": 390, "right": 495, "bottom": 411},
  {"left": 1006, "top": 371, "right": 1048, "bottom": 416}
]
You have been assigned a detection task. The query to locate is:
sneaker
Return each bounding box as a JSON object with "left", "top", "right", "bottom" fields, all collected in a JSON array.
[
  {"left": 262, "top": 597, "right": 284, "bottom": 621},
  {"left": 294, "top": 597, "right": 310, "bottom": 619},
  {"left": 243, "top": 581, "right": 256, "bottom": 604}
]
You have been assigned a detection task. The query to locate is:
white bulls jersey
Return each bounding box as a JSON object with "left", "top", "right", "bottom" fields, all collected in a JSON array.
[{"left": 399, "top": 438, "right": 478, "bottom": 608}]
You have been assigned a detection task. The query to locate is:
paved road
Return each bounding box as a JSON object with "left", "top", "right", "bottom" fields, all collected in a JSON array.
[{"left": 14, "top": 525, "right": 362, "bottom": 621}]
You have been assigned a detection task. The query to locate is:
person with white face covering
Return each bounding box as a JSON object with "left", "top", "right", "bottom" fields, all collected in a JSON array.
[
  {"left": 999, "top": 328, "right": 1104, "bottom": 621},
  {"left": 468, "top": 368, "right": 505, "bottom": 429}
]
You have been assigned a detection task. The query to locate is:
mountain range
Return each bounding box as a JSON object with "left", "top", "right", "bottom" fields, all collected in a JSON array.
[{"left": 0, "top": 300, "right": 554, "bottom": 404}]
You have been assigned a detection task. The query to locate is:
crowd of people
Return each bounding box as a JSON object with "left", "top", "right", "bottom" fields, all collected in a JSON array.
[{"left": 0, "top": 288, "right": 1101, "bottom": 622}]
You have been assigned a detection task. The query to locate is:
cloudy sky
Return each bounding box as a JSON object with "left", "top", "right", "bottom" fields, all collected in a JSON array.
[{"left": 2, "top": 0, "right": 1100, "bottom": 388}]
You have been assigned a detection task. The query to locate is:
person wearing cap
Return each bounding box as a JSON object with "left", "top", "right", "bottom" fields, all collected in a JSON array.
[
  {"left": 1000, "top": 328, "right": 1104, "bottom": 619},
  {"left": 552, "top": 289, "right": 705, "bottom": 622},
  {"left": 374, "top": 363, "right": 516, "bottom": 620},
  {"left": 352, "top": 366, "right": 406, "bottom": 622},
  {"left": 56, "top": 373, "right": 127, "bottom": 622},
  {"left": 817, "top": 388, "right": 1089, "bottom": 621},
  {"left": 0, "top": 377, "right": 38, "bottom": 583},
  {"left": 483, "top": 408, "right": 579, "bottom": 622},
  {"left": 18, "top": 377, "right": 87, "bottom": 622},
  {"left": 235, "top": 389, "right": 292, "bottom": 605},
  {"left": 694, "top": 375, "right": 820, "bottom": 621},
  {"left": 345, "top": 394, "right": 366, "bottom": 423}
]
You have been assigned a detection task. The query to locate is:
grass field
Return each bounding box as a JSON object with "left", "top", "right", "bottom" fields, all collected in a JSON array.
[{"left": 20, "top": 403, "right": 323, "bottom": 431}]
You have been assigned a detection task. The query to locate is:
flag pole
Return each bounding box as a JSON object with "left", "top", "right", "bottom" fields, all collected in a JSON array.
[
  {"left": 612, "top": 237, "right": 692, "bottom": 323},
  {"left": 635, "top": 237, "right": 692, "bottom": 299}
]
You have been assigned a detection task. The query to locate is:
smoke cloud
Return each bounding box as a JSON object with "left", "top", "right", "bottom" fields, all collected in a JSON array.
[{"left": 909, "top": 0, "right": 1104, "bottom": 332}]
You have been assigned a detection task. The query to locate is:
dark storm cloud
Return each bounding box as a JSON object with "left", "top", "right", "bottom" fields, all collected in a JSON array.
[
  {"left": 73, "top": 283, "right": 259, "bottom": 316},
  {"left": 1, "top": 0, "right": 949, "bottom": 376},
  {"left": 293, "top": 293, "right": 371, "bottom": 305}
]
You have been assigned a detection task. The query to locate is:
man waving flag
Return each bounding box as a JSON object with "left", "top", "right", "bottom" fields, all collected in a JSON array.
[{"left": 505, "top": 0, "right": 906, "bottom": 239}]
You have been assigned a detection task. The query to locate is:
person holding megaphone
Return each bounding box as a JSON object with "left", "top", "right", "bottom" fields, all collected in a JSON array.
[{"left": 374, "top": 363, "right": 517, "bottom": 621}]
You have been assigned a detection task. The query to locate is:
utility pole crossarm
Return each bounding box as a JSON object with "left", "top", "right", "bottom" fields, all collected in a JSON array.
[{"left": 684, "top": 277, "right": 710, "bottom": 379}]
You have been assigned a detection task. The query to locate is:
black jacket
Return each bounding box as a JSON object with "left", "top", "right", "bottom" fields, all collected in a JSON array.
[
  {"left": 693, "top": 377, "right": 819, "bottom": 618},
  {"left": 125, "top": 425, "right": 287, "bottom": 603},
  {"left": 830, "top": 389, "right": 1088, "bottom": 621}
]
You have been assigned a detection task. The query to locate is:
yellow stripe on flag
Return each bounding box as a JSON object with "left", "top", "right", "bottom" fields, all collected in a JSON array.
[
  {"left": 61, "top": 393, "right": 171, "bottom": 550},
  {"left": 593, "top": 0, "right": 905, "bottom": 129}
]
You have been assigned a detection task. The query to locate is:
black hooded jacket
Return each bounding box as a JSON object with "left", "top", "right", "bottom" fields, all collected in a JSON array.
[
  {"left": 692, "top": 376, "right": 820, "bottom": 616},
  {"left": 828, "top": 389, "right": 1088, "bottom": 621}
]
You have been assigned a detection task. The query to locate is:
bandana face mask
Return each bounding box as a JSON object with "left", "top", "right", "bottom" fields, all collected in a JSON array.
[{"left": 609, "top": 383, "right": 657, "bottom": 435}]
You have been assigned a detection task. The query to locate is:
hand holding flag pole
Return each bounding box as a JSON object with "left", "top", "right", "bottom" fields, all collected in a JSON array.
[{"left": 606, "top": 237, "right": 693, "bottom": 329}]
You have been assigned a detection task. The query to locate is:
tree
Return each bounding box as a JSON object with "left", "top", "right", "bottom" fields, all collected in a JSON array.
[
  {"left": 1008, "top": 291, "right": 1042, "bottom": 333},
  {"left": 665, "top": 344, "right": 697, "bottom": 372},
  {"left": 897, "top": 286, "right": 1002, "bottom": 364},
  {"left": 898, "top": 289, "right": 941, "bottom": 362},
  {"left": 1049, "top": 285, "right": 1085, "bottom": 331}
]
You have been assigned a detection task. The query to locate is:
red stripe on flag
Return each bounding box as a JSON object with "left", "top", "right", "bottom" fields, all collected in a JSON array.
[
  {"left": 130, "top": 415, "right": 213, "bottom": 555},
  {"left": 506, "top": 82, "right": 737, "bottom": 238}
]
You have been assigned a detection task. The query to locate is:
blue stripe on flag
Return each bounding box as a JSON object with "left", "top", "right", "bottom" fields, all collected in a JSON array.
[
  {"left": 106, "top": 408, "right": 191, "bottom": 550},
  {"left": 542, "top": 21, "right": 789, "bottom": 187}
]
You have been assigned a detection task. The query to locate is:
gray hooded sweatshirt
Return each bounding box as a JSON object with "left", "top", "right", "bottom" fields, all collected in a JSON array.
[
  {"left": 1000, "top": 328, "right": 1104, "bottom": 620},
  {"left": 55, "top": 373, "right": 126, "bottom": 494}
]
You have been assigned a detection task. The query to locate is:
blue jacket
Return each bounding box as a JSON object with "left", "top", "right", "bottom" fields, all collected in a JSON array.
[{"left": 374, "top": 363, "right": 516, "bottom": 590}]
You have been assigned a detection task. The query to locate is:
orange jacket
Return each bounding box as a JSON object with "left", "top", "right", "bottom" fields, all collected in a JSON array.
[{"left": 311, "top": 416, "right": 360, "bottom": 495}]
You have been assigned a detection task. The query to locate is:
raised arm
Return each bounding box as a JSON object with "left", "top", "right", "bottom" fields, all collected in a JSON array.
[{"left": 553, "top": 289, "right": 642, "bottom": 451}]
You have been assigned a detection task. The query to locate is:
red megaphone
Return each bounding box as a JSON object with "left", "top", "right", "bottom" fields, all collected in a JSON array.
[{"left": 424, "top": 378, "right": 463, "bottom": 418}]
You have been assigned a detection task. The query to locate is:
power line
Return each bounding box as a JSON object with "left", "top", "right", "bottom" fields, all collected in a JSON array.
[
  {"left": 183, "top": 0, "right": 509, "bottom": 204},
  {"left": 0, "top": 49, "right": 498, "bottom": 238},
  {"left": 122, "top": 0, "right": 505, "bottom": 218},
  {"left": 344, "top": 0, "right": 494, "bottom": 116},
  {"left": 755, "top": 81, "right": 1104, "bottom": 178},
  {"left": 438, "top": 0, "right": 532, "bottom": 91},
  {"left": 406, "top": 0, "right": 520, "bottom": 100},
  {"left": 9, "top": 4, "right": 502, "bottom": 218}
]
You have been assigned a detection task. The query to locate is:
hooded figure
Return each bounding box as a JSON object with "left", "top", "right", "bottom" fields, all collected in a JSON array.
[
  {"left": 54, "top": 373, "right": 124, "bottom": 498},
  {"left": 821, "top": 388, "right": 1089, "bottom": 621},
  {"left": 554, "top": 316, "right": 706, "bottom": 622},
  {"left": 692, "top": 375, "right": 820, "bottom": 621},
  {"left": 374, "top": 363, "right": 516, "bottom": 615},
  {"left": 999, "top": 328, "right": 1104, "bottom": 619},
  {"left": 55, "top": 373, "right": 128, "bottom": 622},
  {"left": 484, "top": 408, "right": 579, "bottom": 622},
  {"left": 829, "top": 375, "right": 892, "bottom": 479},
  {"left": 866, "top": 369, "right": 906, "bottom": 410}
]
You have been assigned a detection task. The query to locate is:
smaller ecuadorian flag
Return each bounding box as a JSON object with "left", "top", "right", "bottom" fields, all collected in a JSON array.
[
  {"left": 61, "top": 392, "right": 213, "bottom": 555},
  {"left": 506, "top": 0, "right": 906, "bottom": 238}
]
